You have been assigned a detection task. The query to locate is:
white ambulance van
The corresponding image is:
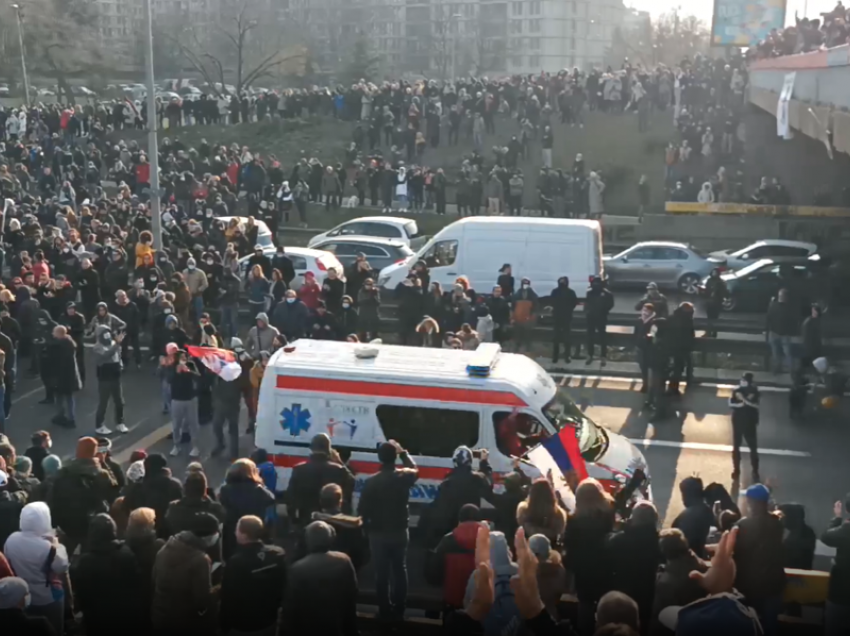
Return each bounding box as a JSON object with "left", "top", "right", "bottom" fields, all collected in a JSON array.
[{"left": 255, "top": 340, "right": 649, "bottom": 513}]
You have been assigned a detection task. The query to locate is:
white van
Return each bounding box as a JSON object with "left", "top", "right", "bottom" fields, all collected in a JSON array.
[
  {"left": 255, "top": 340, "right": 649, "bottom": 513},
  {"left": 376, "top": 217, "right": 604, "bottom": 298}
]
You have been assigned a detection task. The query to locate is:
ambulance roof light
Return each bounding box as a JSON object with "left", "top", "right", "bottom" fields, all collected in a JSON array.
[{"left": 466, "top": 343, "right": 502, "bottom": 377}]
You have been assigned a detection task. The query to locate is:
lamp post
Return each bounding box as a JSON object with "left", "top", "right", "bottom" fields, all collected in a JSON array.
[
  {"left": 11, "top": 4, "right": 31, "bottom": 106},
  {"left": 142, "top": 0, "right": 162, "bottom": 248}
]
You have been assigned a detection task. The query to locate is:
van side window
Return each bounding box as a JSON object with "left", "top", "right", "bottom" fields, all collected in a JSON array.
[
  {"left": 422, "top": 240, "right": 458, "bottom": 268},
  {"left": 376, "top": 405, "right": 479, "bottom": 457},
  {"left": 492, "top": 411, "right": 550, "bottom": 459}
]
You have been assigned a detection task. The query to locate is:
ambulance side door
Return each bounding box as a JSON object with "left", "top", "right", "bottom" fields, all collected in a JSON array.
[{"left": 483, "top": 406, "right": 554, "bottom": 476}]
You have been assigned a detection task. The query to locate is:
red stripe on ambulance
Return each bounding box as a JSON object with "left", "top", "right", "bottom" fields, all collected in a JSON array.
[
  {"left": 271, "top": 454, "right": 453, "bottom": 481},
  {"left": 275, "top": 375, "right": 527, "bottom": 407}
]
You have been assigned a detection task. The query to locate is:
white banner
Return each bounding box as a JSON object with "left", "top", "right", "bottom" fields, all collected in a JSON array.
[
  {"left": 777, "top": 72, "right": 796, "bottom": 140},
  {"left": 525, "top": 445, "right": 577, "bottom": 512}
]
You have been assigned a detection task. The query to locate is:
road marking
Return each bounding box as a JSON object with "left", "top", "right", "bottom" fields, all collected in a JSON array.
[
  {"left": 626, "top": 438, "right": 811, "bottom": 457},
  {"left": 113, "top": 422, "right": 173, "bottom": 464},
  {"left": 553, "top": 374, "right": 791, "bottom": 395},
  {"left": 11, "top": 385, "right": 44, "bottom": 404}
]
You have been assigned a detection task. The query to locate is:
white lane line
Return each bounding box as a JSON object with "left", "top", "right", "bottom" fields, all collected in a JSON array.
[
  {"left": 627, "top": 438, "right": 811, "bottom": 457},
  {"left": 11, "top": 386, "right": 44, "bottom": 404},
  {"left": 551, "top": 373, "right": 791, "bottom": 393}
]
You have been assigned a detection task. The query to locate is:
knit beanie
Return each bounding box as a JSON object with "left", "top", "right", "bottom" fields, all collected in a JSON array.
[{"left": 76, "top": 437, "right": 99, "bottom": 460}]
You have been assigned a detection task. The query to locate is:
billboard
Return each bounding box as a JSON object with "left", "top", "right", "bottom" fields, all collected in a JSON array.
[{"left": 711, "top": 0, "right": 788, "bottom": 47}]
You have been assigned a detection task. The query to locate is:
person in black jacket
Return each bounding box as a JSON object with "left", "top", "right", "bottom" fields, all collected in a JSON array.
[
  {"left": 671, "top": 476, "right": 714, "bottom": 558},
  {"left": 821, "top": 495, "right": 850, "bottom": 634},
  {"left": 424, "top": 446, "right": 495, "bottom": 546},
  {"left": 76, "top": 257, "right": 101, "bottom": 322},
  {"left": 123, "top": 454, "right": 183, "bottom": 538},
  {"left": 395, "top": 275, "right": 426, "bottom": 345},
  {"left": 778, "top": 502, "right": 816, "bottom": 570},
  {"left": 71, "top": 514, "right": 145, "bottom": 636},
  {"left": 59, "top": 303, "right": 87, "bottom": 387},
  {"left": 32, "top": 309, "right": 57, "bottom": 401},
  {"left": 358, "top": 441, "right": 419, "bottom": 621},
  {"left": 487, "top": 285, "right": 511, "bottom": 346},
  {"left": 286, "top": 434, "right": 355, "bottom": 525},
  {"left": 51, "top": 325, "right": 81, "bottom": 427},
  {"left": 0, "top": 327, "right": 14, "bottom": 420},
  {"left": 545, "top": 276, "right": 578, "bottom": 363},
  {"left": 297, "top": 483, "right": 369, "bottom": 571},
  {"left": 309, "top": 301, "right": 338, "bottom": 340},
  {"left": 0, "top": 577, "right": 56, "bottom": 636},
  {"left": 112, "top": 291, "right": 141, "bottom": 368},
  {"left": 220, "top": 515, "right": 287, "bottom": 635},
  {"left": 321, "top": 267, "right": 346, "bottom": 314},
  {"left": 582, "top": 276, "right": 614, "bottom": 365},
  {"left": 667, "top": 302, "right": 695, "bottom": 395},
  {"left": 271, "top": 246, "right": 296, "bottom": 286}
]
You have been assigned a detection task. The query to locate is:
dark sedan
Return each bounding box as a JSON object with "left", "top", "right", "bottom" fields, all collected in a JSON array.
[
  {"left": 702, "top": 256, "right": 849, "bottom": 313},
  {"left": 309, "top": 236, "right": 415, "bottom": 273}
]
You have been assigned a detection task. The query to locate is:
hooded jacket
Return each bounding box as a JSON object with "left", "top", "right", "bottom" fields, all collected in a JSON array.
[
  {"left": 151, "top": 531, "right": 217, "bottom": 633},
  {"left": 123, "top": 466, "right": 183, "bottom": 538},
  {"left": 463, "top": 531, "right": 521, "bottom": 636},
  {"left": 50, "top": 458, "right": 119, "bottom": 539},
  {"left": 779, "top": 503, "right": 816, "bottom": 570},
  {"left": 3, "top": 502, "right": 70, "bottom": 607},
  {"left": 245, "top": 313, "right": 279, "bottom": 357},
  {"left": 92, "top": 324, "right": 123, "bottom": 380},
  {"left": 220, "top": 540, "right": 287, "bottom": 633},
  {"left": 426, "top": 520, "right": 479, "bottom": 607},
  {"left": 301, "top": 511, "right": 369, "bottom": 571}
]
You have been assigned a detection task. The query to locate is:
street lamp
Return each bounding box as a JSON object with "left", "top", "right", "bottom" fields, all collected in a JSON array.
[
  {"left": 142, "top": 0, "right": 163, "bottom": 248},
  {"left": 450, "top": 13, "right": 464, "bottom": 80},
  {"left": 11, "top": 4, "right": 31, "bottom": 106}
]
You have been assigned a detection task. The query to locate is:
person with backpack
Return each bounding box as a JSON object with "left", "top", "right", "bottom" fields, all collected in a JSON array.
[
  {"left": 425, "top": 503, "right": 482, "bottom": 612},
  {"left": 462, "top": 529, "right": 521, "bottom": 636},
  {"left": 49, "top": 437, "right": 120, "bottom": 555}
]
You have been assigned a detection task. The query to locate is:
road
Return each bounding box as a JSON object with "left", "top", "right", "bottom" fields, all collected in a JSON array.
[{"left": 5, "top": 351, "right": 845, "bottom": 573}]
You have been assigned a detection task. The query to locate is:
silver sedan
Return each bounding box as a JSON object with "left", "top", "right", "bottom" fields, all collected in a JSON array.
[{"left": 604, "top": 242, "right": 726, "bottom": 294}]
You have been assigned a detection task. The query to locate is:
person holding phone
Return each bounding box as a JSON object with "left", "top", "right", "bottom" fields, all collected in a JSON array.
[{"left": 168, "top": 350, "right": 201, "bottom": 458}]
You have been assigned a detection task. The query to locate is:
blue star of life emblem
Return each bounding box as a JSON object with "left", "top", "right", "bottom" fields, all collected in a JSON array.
[{"left": 281, "top": 403, "right": 312, "bottom": 436}]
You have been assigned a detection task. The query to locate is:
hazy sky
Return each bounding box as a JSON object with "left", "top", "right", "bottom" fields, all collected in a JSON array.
[{"left": 626, "top": 0, "right": 838, "bottom": 25}]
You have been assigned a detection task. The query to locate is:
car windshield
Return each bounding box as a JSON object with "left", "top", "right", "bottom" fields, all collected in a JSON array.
[
  {"left": 397, "top": 244, "right": 415, "bottom": 258},
  {"left": 404, "top": 220, "right": 420, "bottom": 238},
  {"left": 542, "top": 390, "right": 608, "bottom": 462},
  {"left": 730, "top": 259, "right": 773, "bottom": 278}
]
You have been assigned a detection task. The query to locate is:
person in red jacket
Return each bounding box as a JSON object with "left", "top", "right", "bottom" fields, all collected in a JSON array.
[
  {"left": 135, "top": 155, "right": 151, "bottom": 193},
  {"left": 298, "top": 271, "right": 322, "bottom": 312},
  {"left": 424, "top": 504, "right": 481, "bottom": 610}
]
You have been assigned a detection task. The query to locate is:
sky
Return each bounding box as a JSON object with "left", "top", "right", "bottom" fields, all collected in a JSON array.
[{"left": 625, "top": 0, "right": 839, "bottom": 26}]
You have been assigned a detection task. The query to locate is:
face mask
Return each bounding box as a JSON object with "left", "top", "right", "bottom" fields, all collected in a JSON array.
[
  {"left": 164, "top": 309, "right": 172, "bottom": 315},
  {"left": 63, "top": 247, "right": 70, "bottom": 253},
  {"left": 522, "top": 284, "right": 529, "bottom": 289},
  {"left": 286, "top": 297, "right": 296, "bottom": 304},
  {"left": 739, "top": 379, "right": 749, "bottom": 387},
  {"left": 205, "top": 260, "right": 213, "bottom": 266},
  {"left": 187, "top": 264, "right": 196, "bottom": 270},
  {"left": 342, "top": 303, "right": 350, "bottom": 309}
]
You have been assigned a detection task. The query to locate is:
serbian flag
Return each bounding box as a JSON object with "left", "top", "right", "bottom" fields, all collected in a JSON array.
[
  {"left": 533, "top": 427, "right": 589, "bottom": 481},
  {"left": 186, "top": 345, "right": 242, "bottom": 382}
]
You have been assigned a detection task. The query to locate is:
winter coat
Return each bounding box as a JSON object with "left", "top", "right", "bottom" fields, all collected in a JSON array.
[
  {"left": 3, "top": 503, "right": 70, "bottom": 607},
  {"left": 125, "top": 526, "right": 164, "bottom": 633},
  {"left": 671, "top": 496, "right": 715, "bottom": 558},
  {"left": 151, "top": 531, "right": 217, "bottom": 633},
  {"left": 588, "top": 177, "right": 605, "bottom": 215},
  {"left": 650, "top": 553, "right": 708, "bottom": 634},
  {"left": 779, "top": 503, "right": 816, "bottom": 570},
  {"left": 564, "top": 510, "right": 615, "bottom": 603},
  {"left": 0, "top": 490, "right": 24, "bottom": 550},
  {"left": 425, "top": 520, "right": 479, "bottom": 608},
  {"left": 272, "top": 299, "right": 310, "bottom": 340},
  {"left": 516, "top": 500, "right": 567, "bottom": 545},
  {"left": 607, "top": 524, "right": 662, "bottom": 624},
  {"left": 50, "top": 458, "right": 119, "bottom": 540},
  {"left": 72, "top": 538, "right": 145, "bottom": 636},
  {"left": 245, "top": 322, "right": 279, "bottom": 357},
  {"left": 123, "top": 468, "right": 183, "bottom": 537},
  {"left": 286, "top": 453, "right": 355, "bottom": 524},
  {"left": 220, "top": 541, "right": 287, "bottom": 633},
  {"left": 219, "top": 478, "right": 276, "bottom": 559},
  {"left": 53, "top": 336, "right": 82, "bottom": 393},
  {"left": 165, "top": 496, "right": 226, "bottom": 537},
  {"left": 282, "top": 550, "right": 359, "bottom": 636},
  {"left": 733, "top": 512, "right": 787, "bottom": 602},
  {"left": 300, "top": 511, "right": 369, "bottom": 572}
]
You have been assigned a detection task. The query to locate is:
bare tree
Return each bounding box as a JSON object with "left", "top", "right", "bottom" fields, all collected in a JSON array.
[{"left": 166, "top": 0, "right": 306, "bottom": 97}]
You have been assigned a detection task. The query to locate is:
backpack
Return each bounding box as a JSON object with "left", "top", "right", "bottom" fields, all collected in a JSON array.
[
  {"left": 50, "top": 469, "right": 108, "bottom": 537},
  {"left": 480, "top": 573, "right": 522, "bottom": 636}
]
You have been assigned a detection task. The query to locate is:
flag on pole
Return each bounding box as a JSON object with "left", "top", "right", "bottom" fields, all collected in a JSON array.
[
  {"left": 186, "top": 345, "right": 242, "bottom": 382},
  {"left": 537, "top": 426, "right": 589, "bottom": 482}
]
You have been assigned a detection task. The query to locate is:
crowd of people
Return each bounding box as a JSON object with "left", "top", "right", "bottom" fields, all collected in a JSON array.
[
  {"left": 751, "top": 2, "right": 850, "bottom": 59},
  {"left": 0, "top": 425, "right": 848, "bottom": 636}
]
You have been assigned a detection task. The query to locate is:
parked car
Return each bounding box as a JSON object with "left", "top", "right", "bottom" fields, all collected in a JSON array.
[
  {"left": 72, "top": 85, "right": 97, "bottom": 97},
  {"left": 709, "top": 239, "right": 817, "bottom": 272},
  {"left": 604, "top": 241, "right": 725, "bottom": 294},
  {"left": 701, "top": 255, "right": 845, "bottom": 313},
  {"left": 309, "top": 236, "right": 414, "bottom": 272},
  {"left": 308, "top": 216, "right": 426, "bottom": 249},
  {"left": 238, "top": 246, "right": 344, "bottom": 288},
  {"left": 0, "top": 84, "right": 10, "bottom": 96}
]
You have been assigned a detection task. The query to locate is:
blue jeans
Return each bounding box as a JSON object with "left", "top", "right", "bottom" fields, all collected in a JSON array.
[
  {"left": 768, "top": 332, "right": 793, "bottom": 373},
  {"left": 221, "top": 305, "right": 239, "bottom": 340},
  {"left": 370, "top": 530, "right": 409, "bottom": 619},
  {"left": 192, "top": 296, "right": 204, "bottom": 323},
  {"left": 55, "top": 393, "right": 75, "bottom": 423}
]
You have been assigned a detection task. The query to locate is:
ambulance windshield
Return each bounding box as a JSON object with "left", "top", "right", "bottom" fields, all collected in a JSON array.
[{"left": 542, "top": 391, "right": 608, "bottom": 462}]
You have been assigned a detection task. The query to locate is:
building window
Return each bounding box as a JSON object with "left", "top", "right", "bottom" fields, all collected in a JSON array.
[
  {"left": 511, "top": 1, "right": 521, "bottom": 15},
  {"left": 529, "top": 54, "right": 540, "bottom": 68},
  {"left": 376, "top": 405, "right": 479, "bottom": 458},
  {"left": 529, "top": 18, "right": 540, "bottom": 33},
  {"left": 510, "top": 20, "right": 522, "bottom": 34},
  {"left": 511, "top": 55, "right": 523, "bottom": 68},
  {"left": 529, "top": 1, "right": 540, "bottom": 15},
  {"left": 528, "top": 37, "right": 539, "bottom": 50}
]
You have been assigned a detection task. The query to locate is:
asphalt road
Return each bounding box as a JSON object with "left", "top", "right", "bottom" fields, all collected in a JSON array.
[{"left": 4, "top": 342, "right": 845, "bottom": 582}]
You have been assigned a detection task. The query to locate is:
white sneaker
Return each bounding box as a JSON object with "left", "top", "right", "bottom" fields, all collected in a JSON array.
[
  {"left": 189, "top": 446, "right": 201, "bottom": 458},
  {"left": 116, "top": 423, "right": 129, "bottom": 434},
  {"left": 95, "top": 426, "right": 112, "bottom": 436},
  {"left": 169, "top": 445, "right": 181, "bottom": 457}
]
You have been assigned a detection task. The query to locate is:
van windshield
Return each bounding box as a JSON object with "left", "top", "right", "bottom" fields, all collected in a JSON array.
[{"left": 542, "top": 390, "right": 608, "bottom": 462}]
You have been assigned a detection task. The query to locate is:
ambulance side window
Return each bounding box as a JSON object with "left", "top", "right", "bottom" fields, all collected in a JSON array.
[
  {"left": 492, "top": 411, "right": 550, "bottom": 459},
  {"left": 376, "top": 405, "right": 479, "bottom": 457}
]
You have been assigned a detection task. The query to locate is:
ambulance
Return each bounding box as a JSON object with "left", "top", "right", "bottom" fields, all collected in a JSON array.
[{"left": 255, "top": 340, "right": 650, "bottom": 515}]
